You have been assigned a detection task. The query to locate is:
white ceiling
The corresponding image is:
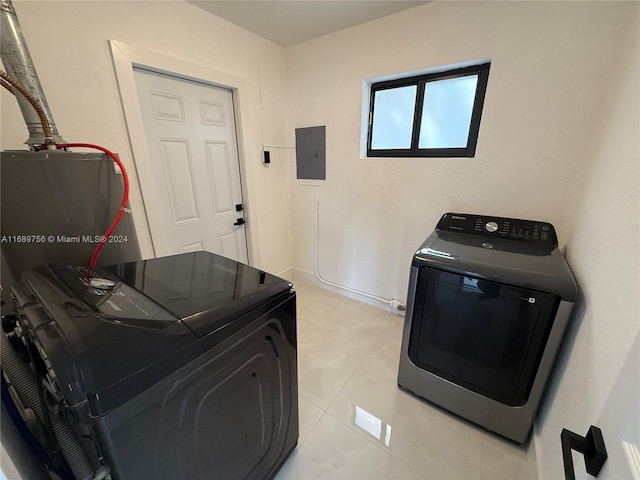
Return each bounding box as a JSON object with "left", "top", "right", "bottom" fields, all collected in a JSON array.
[{"left": 189, "top": 1, "right": 428, "bottom": 47}]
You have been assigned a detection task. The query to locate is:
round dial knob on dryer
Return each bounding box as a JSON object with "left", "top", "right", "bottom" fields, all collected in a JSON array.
[{"left": 485, "top": 221, "right": 499, "bottom": 233}]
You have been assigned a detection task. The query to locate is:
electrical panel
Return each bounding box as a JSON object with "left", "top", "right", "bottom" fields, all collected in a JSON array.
[{"left": 295, "top": 126, "right": 326, "bottom": 180}]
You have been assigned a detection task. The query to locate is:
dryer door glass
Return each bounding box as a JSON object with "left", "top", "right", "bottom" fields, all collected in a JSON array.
[{"left": 408, "top": 268, "right": 559, "bottom": 406}]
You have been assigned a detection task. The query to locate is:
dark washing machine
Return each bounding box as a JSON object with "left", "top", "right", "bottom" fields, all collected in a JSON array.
[
  {"left": 2, "top": 251, "right": 298, "bottom": 480},
  {"left": 397, "top": 213, "right": 577, "bottom": 444}
]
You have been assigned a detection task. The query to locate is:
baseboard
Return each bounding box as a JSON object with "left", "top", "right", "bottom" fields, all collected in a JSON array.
[
  {"left": 292, "top": 267, "right": 404, "bottom": 316},
  {"left": 275, "top": 266, "right": 294, "bottom": 281}
]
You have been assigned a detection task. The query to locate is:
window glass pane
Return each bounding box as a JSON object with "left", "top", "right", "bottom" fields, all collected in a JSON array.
[
  {"left": 418, "top": 75, "right": 478, "bottom": 149},
  {"left": 371, "top": 85, "right": 417, "bottom": 150}
]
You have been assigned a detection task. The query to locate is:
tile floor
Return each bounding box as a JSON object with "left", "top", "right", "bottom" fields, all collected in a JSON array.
[{"left": 274, "top": 280, "right": 530, "bottom": 480}]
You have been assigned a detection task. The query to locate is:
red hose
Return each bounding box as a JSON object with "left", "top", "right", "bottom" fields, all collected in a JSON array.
[{"left": 57, "top": 143, "right": 130, "bottom": 271}]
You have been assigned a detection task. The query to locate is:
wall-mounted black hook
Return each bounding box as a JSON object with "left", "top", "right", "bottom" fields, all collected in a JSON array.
[{"left": 561, "top": 425, "right": 607, "bottom": 480}]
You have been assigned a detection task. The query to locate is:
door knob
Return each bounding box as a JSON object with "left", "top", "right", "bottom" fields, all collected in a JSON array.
[
  {"left": 233, "top": 218, "right": 245, "bottom": 226},
  {"left": 561, "top": 425, "right": 607, "bottom": 480}
]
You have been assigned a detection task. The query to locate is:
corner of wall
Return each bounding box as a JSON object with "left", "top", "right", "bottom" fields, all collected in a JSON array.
[{"left": 531, "top": 7, "right": 640, "bottom": 478}]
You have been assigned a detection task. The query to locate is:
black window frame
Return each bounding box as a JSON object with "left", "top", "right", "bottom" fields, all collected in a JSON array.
[{"left": 366, "top": 62, "right": 490, "bottom": 158}]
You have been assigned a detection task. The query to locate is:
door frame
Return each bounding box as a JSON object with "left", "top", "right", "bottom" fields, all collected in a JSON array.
[{"left": 109, "top": 39, "right": 258, "bottom": 265}]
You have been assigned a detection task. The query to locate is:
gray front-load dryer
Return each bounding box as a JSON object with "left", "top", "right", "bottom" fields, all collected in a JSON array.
[{"left": 397, "top": 213, "right": 577, "bottom": 444}]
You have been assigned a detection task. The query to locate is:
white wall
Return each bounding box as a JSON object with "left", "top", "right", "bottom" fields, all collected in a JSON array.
[
  {"left": 285, "top": 1, "right": 633, "bottom": 304},
  {"left": 0, "top": 0, "right": 293, "bottom": 276},
  {"left": 285, "top": 1, "right": 639, "bottom": 477},
  {"left": 535, "top": 13, "right": 639, "bottom": 479}
]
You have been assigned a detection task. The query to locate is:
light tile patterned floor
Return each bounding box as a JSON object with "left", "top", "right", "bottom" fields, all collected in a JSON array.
[{"left": 275, "top": 280, "right": 530, "bottom": 480}]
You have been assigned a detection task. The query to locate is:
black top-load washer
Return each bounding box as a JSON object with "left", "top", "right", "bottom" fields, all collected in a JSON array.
[
  {"left": 4, "top": 251, "right": 298, "bottom": 479},
  {"left": 398, "top": 213, "right": 577, "bottom": 444}
]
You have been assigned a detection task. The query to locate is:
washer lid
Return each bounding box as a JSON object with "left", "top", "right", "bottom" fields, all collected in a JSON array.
[
  {"left": 101, "top": 251, "right": 293, "bottom": 337},
  {"left": 414, "top": 231, "right": 578, "bottom": 301},
  {"left": 18, "top": 266, "right": 196, "bottom": 414},
  {"left": 50, "top": 252, "right": 291, "bottom": 335},
  {"left": 19, "top": 252, "right": 293, "bottom": 413}
]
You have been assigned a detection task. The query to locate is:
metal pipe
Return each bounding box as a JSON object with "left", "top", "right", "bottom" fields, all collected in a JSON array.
[
  {"left": 1, "top": 70, "right": 53, "bottom": 141},
  {"left": 1, "top": 0, "right": 64, "bottom": 147}
]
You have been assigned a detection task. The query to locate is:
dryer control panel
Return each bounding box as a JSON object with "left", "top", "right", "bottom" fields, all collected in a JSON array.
[{"left": 436, "top": 213, "right": 558, "bottom": 247}]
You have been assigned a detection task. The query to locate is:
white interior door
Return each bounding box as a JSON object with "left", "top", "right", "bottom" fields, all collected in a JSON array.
[{"left": 133, "top": 67, "right": 248, "bottom": 263}]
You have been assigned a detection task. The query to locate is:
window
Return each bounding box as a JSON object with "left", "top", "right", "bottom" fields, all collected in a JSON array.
[{"left": 366, "top": 62, "right": 490, "bottom": 158}]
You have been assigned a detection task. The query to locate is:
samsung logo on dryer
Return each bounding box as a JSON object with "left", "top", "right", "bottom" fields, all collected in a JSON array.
[{"left": 451, "top": 215, "right": 467, "bottom": 220}]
